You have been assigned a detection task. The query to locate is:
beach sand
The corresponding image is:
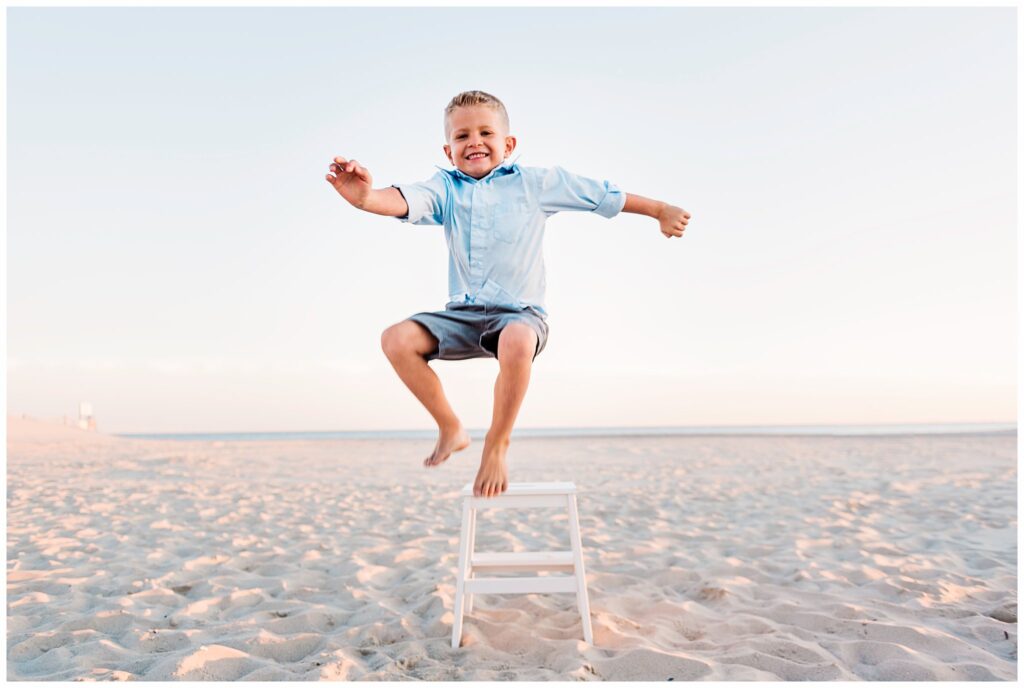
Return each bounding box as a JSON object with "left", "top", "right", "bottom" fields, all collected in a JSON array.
[{"left": 6, "top": 416, "right": 1017, "bottom": 680}]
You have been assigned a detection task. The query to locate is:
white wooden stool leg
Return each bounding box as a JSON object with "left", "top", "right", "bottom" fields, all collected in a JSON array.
[
  {"left": 567, "top": 494, "right": 593, "bottom": 644},
  {"left": 465, "top": 505, "right": 477, "bottom": 614},
  {"left": 452, "top": 499, "right": 472, "bottom": 648}
]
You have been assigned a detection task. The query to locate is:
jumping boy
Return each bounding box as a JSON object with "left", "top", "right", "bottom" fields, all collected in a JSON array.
[{"left": 325, "top": 90, "right": 690, "bottom": 498}]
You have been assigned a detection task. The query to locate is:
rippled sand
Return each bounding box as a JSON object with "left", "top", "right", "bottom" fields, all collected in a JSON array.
[{"left": 6, "top": 416, "right": 1017, "bottom": 680}]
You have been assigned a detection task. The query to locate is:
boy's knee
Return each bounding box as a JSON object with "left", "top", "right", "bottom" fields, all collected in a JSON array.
[
  {"left": 497, "top": 323, "right": 537, "bottom": 361},
  {"left": 381, "top": 321, "right": 434, "bottom": 359},
  {"left": 380, "top": 322, "right": 409, "bottom": 358}
]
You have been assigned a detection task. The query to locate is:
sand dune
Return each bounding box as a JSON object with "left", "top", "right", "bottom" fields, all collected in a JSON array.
[{"left": 6, "top": 416, "right": 1017, "bottom": 680}]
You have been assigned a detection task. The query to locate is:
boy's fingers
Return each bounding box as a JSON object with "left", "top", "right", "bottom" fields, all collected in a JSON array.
[{"left": 351, "top": 163, "right": 371, "bottom": 181}]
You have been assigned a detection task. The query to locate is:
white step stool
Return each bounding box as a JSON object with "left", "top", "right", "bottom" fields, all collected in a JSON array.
[{"left": 451, "top": 481, "right": 593, "bottom": 648}]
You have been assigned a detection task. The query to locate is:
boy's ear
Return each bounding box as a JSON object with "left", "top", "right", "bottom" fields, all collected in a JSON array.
[
  {"left": 504, "top": 135, "right": 517, "bottom": 158},
  {"left": 443, "top": 143, "right": 454, "bottom": 165}
]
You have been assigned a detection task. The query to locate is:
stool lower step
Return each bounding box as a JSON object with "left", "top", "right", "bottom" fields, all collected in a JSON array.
[
  {"left": 464, "top": 576, "right": 578, "bottom": 594},
  {"left": 472, "top": 550, "right": 574, "bottom": 570}
]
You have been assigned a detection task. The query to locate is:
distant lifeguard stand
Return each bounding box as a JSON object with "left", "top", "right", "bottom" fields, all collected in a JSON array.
[{"left": 78, "top": 402, "right": 97, "bottom": 431}]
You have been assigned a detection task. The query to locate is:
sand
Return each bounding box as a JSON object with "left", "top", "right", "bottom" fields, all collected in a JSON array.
[{"left": 5, "top": 415, "right": 1017, "bottom": 680}]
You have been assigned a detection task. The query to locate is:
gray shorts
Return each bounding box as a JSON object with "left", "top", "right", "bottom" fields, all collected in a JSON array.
[{"left": 408, "top": 302, "right": 549, "bottom": 362}]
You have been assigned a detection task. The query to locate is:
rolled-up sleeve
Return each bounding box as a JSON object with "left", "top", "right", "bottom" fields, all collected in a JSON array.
[
  {"left": 537, "top": 166, "right": 626, "bottom": 218},
  {"left": 391, "top": 171, "right": 449, "bottom": 225}
]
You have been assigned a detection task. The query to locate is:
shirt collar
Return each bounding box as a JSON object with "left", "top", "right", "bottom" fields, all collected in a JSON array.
[{"left": 436, "top": 156, "right": 519, "bottom": 183}]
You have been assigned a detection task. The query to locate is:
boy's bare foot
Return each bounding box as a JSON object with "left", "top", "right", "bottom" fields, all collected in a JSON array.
[
  {"left": 423, "top": 424, "right": 471, "bottom": 468},
  {"left": 473, "top": 436, "right": 510, "bottom": 497}
]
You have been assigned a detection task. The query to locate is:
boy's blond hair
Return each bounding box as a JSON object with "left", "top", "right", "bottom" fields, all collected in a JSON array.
[{"left": 444, "top": 90, "right": 510, "bottom": 137}]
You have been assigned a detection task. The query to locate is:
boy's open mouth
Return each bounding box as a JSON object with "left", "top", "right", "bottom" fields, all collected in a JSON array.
[{"left": 466, "top": 152, "right": 488, "bottom": 160}]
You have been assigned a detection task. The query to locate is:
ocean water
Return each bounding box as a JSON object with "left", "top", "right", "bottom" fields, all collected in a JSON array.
[{"left": 119, "top": 423, "right": 1016, "bottom": 442}]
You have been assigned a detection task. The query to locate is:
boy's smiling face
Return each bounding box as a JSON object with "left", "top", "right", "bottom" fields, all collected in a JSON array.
[{"left": 444, "top": 105, "right": 517, "bottom": 179}]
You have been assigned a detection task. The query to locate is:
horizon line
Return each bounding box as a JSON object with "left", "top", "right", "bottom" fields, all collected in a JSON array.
[{"left": 116, "top": 421, "right": 1018, "bottom": 440}]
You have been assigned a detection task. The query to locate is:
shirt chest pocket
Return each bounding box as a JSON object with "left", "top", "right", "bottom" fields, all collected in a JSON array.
[{"left": 492, "top": 200, "right": 533, "bottom": 243}]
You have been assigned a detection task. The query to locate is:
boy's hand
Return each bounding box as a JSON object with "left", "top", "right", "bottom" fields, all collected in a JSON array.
[
  {"left": 326, "top": 156, "right": 373, "bottom": 208},
  {"left": 658, "top": 204, "right": 691, "bottom": 239}
]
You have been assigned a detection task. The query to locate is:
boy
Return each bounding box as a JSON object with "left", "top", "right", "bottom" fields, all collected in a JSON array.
[{"left": 326, "top": 90, "right": 690, "bottom": 498}]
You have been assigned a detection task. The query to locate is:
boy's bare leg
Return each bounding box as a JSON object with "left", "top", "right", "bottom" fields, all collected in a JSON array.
[
  {"left": 474, "top": 323, "right": 537, "bottom": 498},
  {"left": 381, "top": 320, "right": 470, "bottom": 467}
]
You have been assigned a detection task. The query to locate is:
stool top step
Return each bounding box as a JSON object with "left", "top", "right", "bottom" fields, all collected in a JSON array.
[{"left": 460, "top": 481, "right": 576, "bottom": 496}]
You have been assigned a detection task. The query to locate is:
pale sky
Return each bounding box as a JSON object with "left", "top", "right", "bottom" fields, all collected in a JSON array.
[{"left": 6, "top": 7, "right": 1017, "bottom": 433}]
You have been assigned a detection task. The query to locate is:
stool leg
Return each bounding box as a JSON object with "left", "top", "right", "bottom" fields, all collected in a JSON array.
[
  {"left": 567, "top": 494, "right": 593, "bottom": 644},
  {"left": 466, "top": 506, "right": 477, "bottom": 614},
  {"left": 452, "top": 499, "right": 472, "bottom": 648}
]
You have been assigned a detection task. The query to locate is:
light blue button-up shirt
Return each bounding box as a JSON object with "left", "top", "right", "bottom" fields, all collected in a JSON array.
[{"left": 393, "top": 160, "right": 625, "bottom": 317}]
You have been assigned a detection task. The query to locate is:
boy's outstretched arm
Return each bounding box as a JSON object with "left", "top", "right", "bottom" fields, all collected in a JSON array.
[
  {"left": 326, "top": 156, "right": 409, "bottom": 217},
  {"left": 622, "top": 193, "right": 691, "bottom": 239}
]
